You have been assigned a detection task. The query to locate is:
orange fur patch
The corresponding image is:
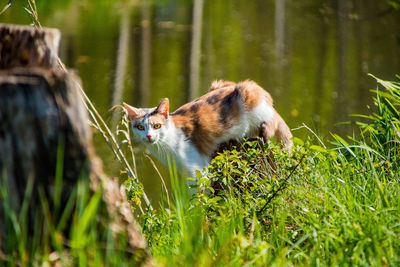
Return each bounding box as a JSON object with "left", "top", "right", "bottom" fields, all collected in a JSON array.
[
  {"left": 169, "top": 79, "right": 290, "bottom": 155},
  {"left": 171, "top": 85, "right": 242, "bottom": 156},
  {"left": 236, "top": 80, "right": 273, "bottom": 110}
]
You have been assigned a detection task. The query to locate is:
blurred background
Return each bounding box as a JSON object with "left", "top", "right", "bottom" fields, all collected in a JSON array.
[{"left": 2, "top": 0, "right": 399, "bottom": 201}]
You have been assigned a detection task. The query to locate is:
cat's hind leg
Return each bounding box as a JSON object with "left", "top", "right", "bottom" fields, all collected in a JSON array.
[
  {"left": 260, "top": 112, "right": 293, "bottom": 153},
  {"left": 275, "top": 114, "right": 293, "bottom": 153}
]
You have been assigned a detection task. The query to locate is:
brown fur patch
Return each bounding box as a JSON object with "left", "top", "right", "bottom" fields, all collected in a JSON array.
[
  {"left": 168, "top": 79, "right": 291, "bottom": 155},
  {"left": 218, "top": 88, "right": 240, "bottom": 127},
  {"left": 171, "top": 86, "right": 241, "bottom": 156}
]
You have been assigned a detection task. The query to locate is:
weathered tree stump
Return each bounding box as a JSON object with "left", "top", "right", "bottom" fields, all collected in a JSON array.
[
  {"left": 0, "top": 23, "right": 60, "bottom": 69},
  {"left": 0, "top": 68, "right": 91, "bottom": 216},
  {"left": 0, "top": 24, "right": 150, "bottom": 264}
]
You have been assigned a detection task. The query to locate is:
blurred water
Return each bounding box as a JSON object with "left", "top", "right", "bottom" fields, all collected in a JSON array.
[{"left": 3, "top": 0, "right": 400, "bottom": 203}]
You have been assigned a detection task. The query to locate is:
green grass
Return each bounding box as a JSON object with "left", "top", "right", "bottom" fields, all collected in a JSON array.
[
  {"left": 134, "top": 75, "right": 400, "bottom": 266},
  {"left": 0, "top": 153, "right": 147, "bottom": 266},
  {"left": 5, "top": 2, "right": 399, "bottom": 264},
  {"left": 139, "top": 145, "right": 400, "bottom": 265},
  {"left": 2, "top": 75, "right": 399, "bottom": 266}
]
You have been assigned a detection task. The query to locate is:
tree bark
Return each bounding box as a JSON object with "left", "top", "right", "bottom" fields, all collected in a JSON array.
[
  {"left": 0, "top": 24, "right": 150, "bottom": 264},
  {"left": 0, "top": 23, "right": 61, "bottom": 69}
]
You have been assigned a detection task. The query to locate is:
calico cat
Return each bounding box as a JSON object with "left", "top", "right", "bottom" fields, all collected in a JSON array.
[{"left": 123, "top": 80, "right": 292, "bottom": 178}]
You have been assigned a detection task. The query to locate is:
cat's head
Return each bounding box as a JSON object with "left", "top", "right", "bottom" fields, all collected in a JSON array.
[{"left": 123, "top": 98, "right": 169, "bottom": 145}]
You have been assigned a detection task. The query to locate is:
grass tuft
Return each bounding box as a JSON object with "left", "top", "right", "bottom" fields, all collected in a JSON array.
[
  {"left": 3, "top": 63, "right": 400, "bottom": 265},
  {"left": 129, "top": 75, "right": 400, "bottom": 266}
]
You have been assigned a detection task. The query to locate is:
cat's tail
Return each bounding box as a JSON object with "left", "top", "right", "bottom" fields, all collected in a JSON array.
[{"left": 261, "top": 111, "right": 293, "bottom": 153}]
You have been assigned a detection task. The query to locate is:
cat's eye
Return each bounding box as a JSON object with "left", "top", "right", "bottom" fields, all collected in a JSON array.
[
  {"left": 137, "top": 125, "right": 145, "bottom": 130},
  {"left": 153, "top": 123, "right": 161, "bottom": 129}
]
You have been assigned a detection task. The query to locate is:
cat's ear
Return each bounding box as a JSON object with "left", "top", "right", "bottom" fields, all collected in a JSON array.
[
  {"left": 156, "top": 98, "right": 169, "bottom": 119},
  {"left": 123, "top": 103, "right": 143, "bottom": 120}
]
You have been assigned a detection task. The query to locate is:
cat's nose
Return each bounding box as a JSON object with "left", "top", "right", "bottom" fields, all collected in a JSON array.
[{"left": 146, "top": 135, "right": 152, "bottom": 141}]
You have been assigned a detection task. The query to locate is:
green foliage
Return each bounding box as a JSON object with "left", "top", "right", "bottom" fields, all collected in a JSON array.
[
  {"left": 0, "top": 166, "right": 143, "bottom": 266},
  {"left": 124, "top": 177, "right": 145, "bottom": 207},
  {"left": 4, "top": 75, "right": 400, "bottom": 265},
  {"left": 127, "top": 75, "right": 400, "bottom": 266},
  {"left": 352, "top": 75, "right": 400, "bottom": 162},
  {"left": 389, "top": 0, "right": 400, "bottom": 10}
]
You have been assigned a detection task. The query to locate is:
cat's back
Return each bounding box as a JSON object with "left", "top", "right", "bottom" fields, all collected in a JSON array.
[{"left": 170, "top": 80, "right": 274, "bottom": 156}]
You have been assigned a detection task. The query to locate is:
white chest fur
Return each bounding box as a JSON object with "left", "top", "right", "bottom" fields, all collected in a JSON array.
[{"left": 144, "top": 121, "right": 209, "bottom": 178}]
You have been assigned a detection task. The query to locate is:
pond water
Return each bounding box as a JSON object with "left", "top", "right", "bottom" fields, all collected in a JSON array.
[{"left": 3, "top": 0, "right": 400, "bottom": 203}]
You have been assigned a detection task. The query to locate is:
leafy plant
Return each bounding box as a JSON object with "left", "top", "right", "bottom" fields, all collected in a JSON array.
[{"left": 136, "top": 75, "right": 400, "bottom": 266}]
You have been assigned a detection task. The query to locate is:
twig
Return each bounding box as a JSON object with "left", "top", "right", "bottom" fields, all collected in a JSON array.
[
  {"left": 292, "top": 123, "right": 327, "bottom": 149},
  {"left": 58, "top": 57, "right": 153, "bottom": 211},
  {"left": 24, "top": 0, "right": 153, "bottom": 211},
  {"left": 0, "top": 0, "right": 13, "bottom": 15},
  {"left": 69, "top": 69, "right": 152, "bottom": 210},
  {"left": 257, "top": 154, "right": 306, "bottom": 215},
  {"left": 145, "top": 154, "right": 171, "bottom": 209},
  {"left": 26, "top": 0, "right": 41, "bottom": 28}
]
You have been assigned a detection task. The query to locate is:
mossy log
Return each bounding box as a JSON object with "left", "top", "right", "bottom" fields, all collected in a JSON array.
[{"left": 0, "top": 24, "right": 150, "bottom": 264}]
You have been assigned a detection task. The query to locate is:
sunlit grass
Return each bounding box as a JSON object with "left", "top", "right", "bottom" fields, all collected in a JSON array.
[
  {"left": 133, "top": 75, "right": 400, "bottom": 266},
  {"left": 4, "top": 0, "right": 399, "bottom": 265},
  {"left": 2, "top": 26, "right": 399, "bottom": 264}
]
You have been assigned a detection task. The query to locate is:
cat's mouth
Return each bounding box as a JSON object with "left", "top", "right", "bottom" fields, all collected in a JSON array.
[{"left": 144, "top": 138, "right": 157, "bottom": 144}]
